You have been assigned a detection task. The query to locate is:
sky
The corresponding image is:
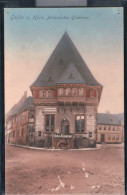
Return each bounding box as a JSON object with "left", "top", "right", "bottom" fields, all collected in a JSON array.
[{"left": 4, "top": 8, "right": 124, "bottom": 114}]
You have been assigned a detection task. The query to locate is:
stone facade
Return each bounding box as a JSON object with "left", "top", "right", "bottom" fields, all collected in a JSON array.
[{"left": 31, "top": 84, "right": 101, "bottom": 148}]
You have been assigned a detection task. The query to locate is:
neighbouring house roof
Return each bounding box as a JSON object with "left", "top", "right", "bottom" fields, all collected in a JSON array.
[
  {"left": 6, "top": 104, "right": 18, "bottom": 120},
  {"left": 31, "top": 32, "right": 102, "bottom": 87},
  {"left": 97, "top": 113, "right": 124, "bottom": 126},
  {"left": 7, "top": 97, "right": 34, "bottom": 119},
  {"left": 16, "top": 96, "right": 34, "bottom": 114}
]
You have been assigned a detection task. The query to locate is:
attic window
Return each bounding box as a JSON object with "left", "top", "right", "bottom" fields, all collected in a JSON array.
[
  {"left": 68, "top": 73, "right": 74, "bottom": 80},
  {"left": 59, "top": 59, "right": 64, "bottom": 65},
  {"left": 48, "top": 76, "right": 53, "bottom": 82}
]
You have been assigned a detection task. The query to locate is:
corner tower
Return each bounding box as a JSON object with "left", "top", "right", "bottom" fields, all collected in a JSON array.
[{"left": 30, "top": 32, "right": 103, "bottom": 148}]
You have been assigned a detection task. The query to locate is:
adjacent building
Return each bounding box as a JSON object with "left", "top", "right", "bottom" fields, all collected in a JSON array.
[
  {"left": 97, "top": 113, "right": 124, "bottom": 143},
  {"left": 30, "top": 32, "right": 103, "bottom": 148},
  {"left": 6, "top": 93, "right": 34, "bottom": 146}
]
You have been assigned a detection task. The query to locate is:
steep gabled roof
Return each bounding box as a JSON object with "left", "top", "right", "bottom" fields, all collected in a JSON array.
[
  {"left": 31, "top": 32, "right": 102, "bottom": 87},
  {"left": 58, "top": 63, "right": 85, "bottom": 84},
  {"left": 97, "top": 113, "right": 124, "bottom": 125}
]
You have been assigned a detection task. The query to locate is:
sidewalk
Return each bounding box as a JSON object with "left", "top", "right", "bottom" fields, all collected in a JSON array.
[{"left": 8, "top": 143, "right": 102, "bottom": 151}]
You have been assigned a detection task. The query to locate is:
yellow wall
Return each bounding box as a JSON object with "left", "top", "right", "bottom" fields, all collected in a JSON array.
[{"left": 97, "top": 124, "right": 123, "bottom": 143}]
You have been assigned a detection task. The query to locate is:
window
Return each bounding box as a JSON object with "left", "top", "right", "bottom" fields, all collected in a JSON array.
[
  {"left": 38, "top": 131, "right": 41, "bottom": 136},
  {"left": 72, "top": 88, "right": 77, "bottom": 96},
  {"left": 79, "top": 88, "right": 83, "bottom": 96},
  {"left": 13, "top": 118, "right": 15, "bottom": 123},
  {"left": 113, "top": 127, "right": 115, "bottom": 131},
  {"left": 86, "top": 89, "right": 90, "bottom": 97},
  {"left": 108, "top": 126, "right": 111, "bottom": 130},
  {"left": 116, "top": 135, "right": 119, "bottom": 140},
  {"left": 75, "top": 115, "right": 85, "bottom": 132},
  {"left": 46, "top": 115, "right": 55, "bottom": 132},
  {"left": 58, "top": 88, "right": 63, "bottom": 96},
  {"left": 91, "top": 90, "right": 96, "bottom": 97},
  {"left": 29, "top": 112, "right": 34, "bottom": 118},
  {"left": 117, "top": 127, "right": 120, "bottom": 131},
  {"left": 99, "top": 126, "right": 102, "bottom": 130},
  {"left": 112, "top": 135, "right": 115, "bottom": 140},
  {"left": 89, "top": 132, "right": 92, "bottom": 138},
  {"left": 59, "top": 59, "right": 64, "bottom": 65},
  {"left": 104, "top": 126, "right": 106, "bottom": 130},
  {"left": 46, "top": 90, "right": 51, "bottom": 97},
  {"left": 108, "top": 134, "right": 111, "bottom": 140},
  {"left": 40, "top": 90, "right": 45, "bottom": 97},
  {"left": 13, "top": 131, "right": 15, "bottom": 138},
  {"left": 86, "top": 89, "right": 96, "bottom": 97},
  {"left": 66, "top": 88, "right": 71, "bottom": 96},
  {"left": 30, "top": 132, "right": 33, "bottom": 136}
]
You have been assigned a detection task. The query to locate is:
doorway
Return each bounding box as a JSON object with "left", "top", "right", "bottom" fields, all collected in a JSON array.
[
  {"left": 61, "top": 119, "right": 69, "bottom": 134},
  {"left": 101, "top": 134, "right": 105, "bottom": 142}
]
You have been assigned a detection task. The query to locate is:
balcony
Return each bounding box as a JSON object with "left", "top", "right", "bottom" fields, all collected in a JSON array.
[{"left": 57, "top": 95, "right": 86, "bottom": 103}]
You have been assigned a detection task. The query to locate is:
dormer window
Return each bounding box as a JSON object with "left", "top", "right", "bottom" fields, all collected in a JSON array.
[
  {"left": 79, "top": 88, "right": 83, "bottom": 96},
  {"left": 58, "top": 88, "right": 63, "bottom": 96},
  {"left": 66, "top": 88, "right": 71, "bottom": 96},
  {"left": 40, "top": 90, "right": 45, "bottom": 97},
  {"left": 72, "top": 88, "right": 77, "bottom": 96},
  {"left": 46, "top": 90, "right": 51, "bottom": 97},
  {"left": 59, "top": 59, "right": 64, "bottom": 65}
]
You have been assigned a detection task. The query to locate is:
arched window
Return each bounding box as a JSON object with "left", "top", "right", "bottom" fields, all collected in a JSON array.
[
  {"left": 58, "top": 88, "right": 63, "bottom": 96},
  {"left": 79, "top": 88, "right": 83, "bottom": 96},
  {"left": 66, "top": 88, "right": 71, "bottom": 96},
  {"left": 72, "top": 88, "right": 77, "bottom": 96},
  {"left": 40, "top": 90, "right": 45, "bottom": 97},
  {"left": 46, "top": 90, "right": 51, "bottom": 97},
  {"left": 75, "top": 115, "right": 85, "bottom": 132}
]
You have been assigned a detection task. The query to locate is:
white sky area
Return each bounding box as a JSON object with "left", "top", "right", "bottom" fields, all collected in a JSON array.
[{"left": 4, "top": 8, "right": 124, "bottom": 114}]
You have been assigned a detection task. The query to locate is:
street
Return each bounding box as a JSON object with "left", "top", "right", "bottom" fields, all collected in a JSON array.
[{"left": 5, "top": 144, "right": 124, "bottom": 194}]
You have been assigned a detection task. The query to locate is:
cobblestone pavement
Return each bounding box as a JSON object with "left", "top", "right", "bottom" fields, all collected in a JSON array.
[{"left": 5, "top": 144, "right": 124, "bottom": 194}]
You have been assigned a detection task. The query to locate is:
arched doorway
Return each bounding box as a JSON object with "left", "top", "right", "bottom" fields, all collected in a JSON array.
[{"left": 61, "top": 119, "right": 69, "bottom": 134}]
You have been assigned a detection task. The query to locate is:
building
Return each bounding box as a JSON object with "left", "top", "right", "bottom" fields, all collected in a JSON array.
[
  {"left": 30, "top": 32, "right": 103, "bottom": 148},
  {"left": 6, "top": 93, "right": 34, "bottom": 146},
  {"left": 97, "top": 113, "right": 124, "bottom": 143}
]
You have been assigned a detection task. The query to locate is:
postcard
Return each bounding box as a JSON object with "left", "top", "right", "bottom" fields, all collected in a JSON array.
[{"left": 4, "top": 7, "right": 124, "bottom": 194}]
